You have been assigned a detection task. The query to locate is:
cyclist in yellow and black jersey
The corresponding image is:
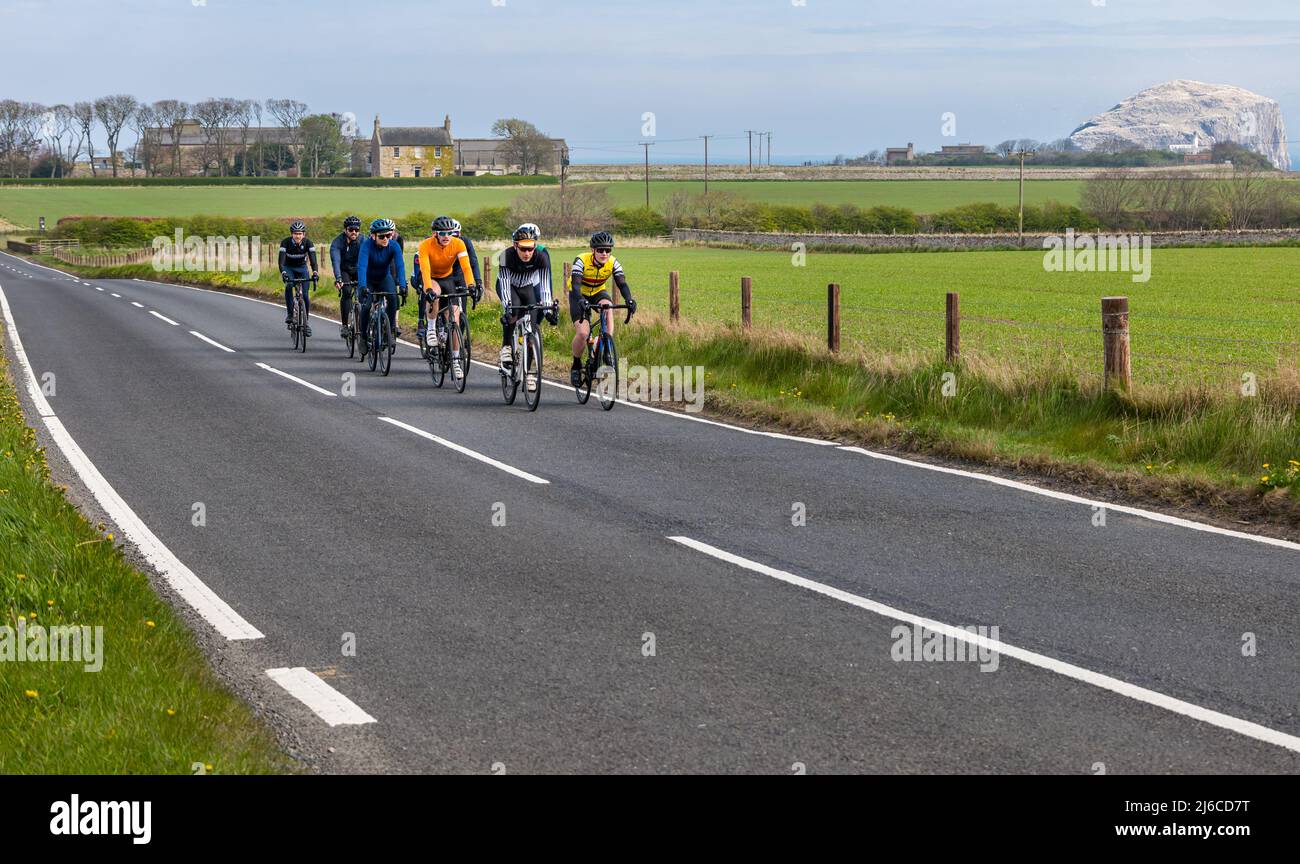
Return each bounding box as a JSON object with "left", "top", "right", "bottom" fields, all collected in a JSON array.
[{"left": 568, "top": 231, "right": 636, "bottom": 386}]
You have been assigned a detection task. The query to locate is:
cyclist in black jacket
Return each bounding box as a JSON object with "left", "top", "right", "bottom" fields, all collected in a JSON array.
[
  {"left": 279, "top": 220, "right": 318, "bottom": 336},
  {"left": 330, "top": 216, "right": 363, "bottom": 338}
]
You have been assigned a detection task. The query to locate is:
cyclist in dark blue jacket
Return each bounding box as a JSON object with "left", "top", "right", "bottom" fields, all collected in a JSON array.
[
  {"left": 279, "top": 219, "right": 318, "bottom": 337},
  {"left": 356, "top": 218, "right": 407, "bottom": 352},
  {"left": 329, "top": 215, "right": 363, "bottom": 339}
]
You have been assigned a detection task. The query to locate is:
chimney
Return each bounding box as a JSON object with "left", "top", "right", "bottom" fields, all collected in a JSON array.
[
  {"left": 444, "top": 114, "right": 452, "bottom": 137},
  {"left": 373, "top": 115, "right": 381, "bottom": 141}
]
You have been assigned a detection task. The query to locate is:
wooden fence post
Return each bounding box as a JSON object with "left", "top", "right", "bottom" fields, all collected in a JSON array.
[
  {"left": 484, "top": 255, "right": 493, "bottom": 303},
  {"left": 741, "top": 276, "right": 752, "bottom": 328},
  {"left": 669, "top": 270, "right": 680, "bottom": 322},
  {"left": 1102, "top": 296, "right": 1131, "bottom": 390},
  {"left": 827, "top": 283, "right": 840, "bottom": 352},
  {"left": 945, "top": 292, "right": 960, "bottom": 362}
]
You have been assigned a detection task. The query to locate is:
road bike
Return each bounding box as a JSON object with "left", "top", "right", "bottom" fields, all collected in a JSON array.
[
  {"left": 500, "top": 300, "right": 558, "bottom": 412},
  {"left": 361, "top": 291, "right": 396, "bottom": 376},
  {"left": 337, "top": 279, "right": 359, "bottom": 358},
  {"left": 575, "top": 300, "right": 632, "bottom": 411},
  {"left": 284, "top": 274, "right": 317, "bottom": 353},
  {"left": 424, "top": 288, "right": 475, "bottom": 393}
]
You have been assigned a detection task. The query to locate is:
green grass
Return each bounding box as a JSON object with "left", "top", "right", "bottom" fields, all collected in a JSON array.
[
  {"left": 0, "top": 353, "right": 292, "bottom": 774},
  {"left": 0, "top": 179, "right": 1087, "bottom": 228}
]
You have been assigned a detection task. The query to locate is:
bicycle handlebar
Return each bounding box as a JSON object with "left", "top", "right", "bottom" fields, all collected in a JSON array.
[{"left": 582, "top": 300, "right": 634, "bottom": 325}]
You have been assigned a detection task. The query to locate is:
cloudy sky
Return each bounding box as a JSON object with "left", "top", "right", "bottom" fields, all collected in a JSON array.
[{"left": 3, "top": 0, "right": 1298, "bottom": 166}]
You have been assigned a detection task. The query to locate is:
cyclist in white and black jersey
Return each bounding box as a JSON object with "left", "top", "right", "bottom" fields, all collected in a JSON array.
[{"left": 495, "top": 225, "right": 556, "bottom": 368}]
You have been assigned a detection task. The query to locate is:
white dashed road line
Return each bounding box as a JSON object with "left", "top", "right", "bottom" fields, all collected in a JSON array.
[
  {"left": 149, "top": 310, "right": 180, "bottom": 326},
  {"left": 378, "top": 415, "right": 550, "bottom": 484},
  {"left": 265, "top": 668, "right": 377, "bottom": 727},
  {"left": 255, "top": 362, "right": 337, "bottom": 397},
  {"left": 190, "top": 330, "right": 236, "bottom": 353}
]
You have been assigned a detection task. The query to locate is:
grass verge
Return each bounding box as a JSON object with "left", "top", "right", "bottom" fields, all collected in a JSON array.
[{"left": 0, "top": 335, "right": 293, "bottom": 774}]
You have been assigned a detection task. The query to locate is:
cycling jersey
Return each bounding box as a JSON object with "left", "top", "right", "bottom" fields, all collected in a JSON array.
[
  {"left": 357, "top": 236, "right": 406, "bottom": 291},
  {"left": 329, "top": 232, "right": 361, "bottom": 279},
  {"left": 570, "top": 252, "right": 625, "bottom": 297},
  {"left": 495, "top": 246, "right": 552, "bottom": 306},
  {"left": 278, "top": 236, "right": 318, "bottom": 272},
  {"left": 417, "top": 236, "right": 476, "bottom": 291}
]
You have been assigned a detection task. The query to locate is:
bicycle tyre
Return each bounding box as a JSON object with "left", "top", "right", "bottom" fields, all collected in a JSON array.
[
  {"left": 378, "top": 314, "right": 392, "bottom": 376},
  {"left": 453, "top": 314, "right": 470, "bottom": 394},
  {"left": 596, "top": 334, "right": 618, "bottom": 410},
  {"left": 501, "top": 340, "right": 519, "bottom": 405},
  {"left": 524, "top": 330, "right": 542, "bottom": 412},
  {"left": 297, "top": 298, "right": 308, "bottom": 353}
]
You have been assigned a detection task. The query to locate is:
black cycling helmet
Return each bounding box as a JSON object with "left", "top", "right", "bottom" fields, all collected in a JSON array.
[
  {"left": 590, "top": 231, "right": 614, "bottom": 249},
  {"left": 512, "top": 225, "right": 539, "bottom": 243},
  {"left": 431, "top": 215, "right": 456, "bottom": 233},
  {"left": 343, "top": 216, "right": 362, "bottom": 230},
  {"left": 370, "top": 217, "right": 396, "bottom": 234},
  {"left": 289, "top": 219, "right": 307, "bottom": 233}
]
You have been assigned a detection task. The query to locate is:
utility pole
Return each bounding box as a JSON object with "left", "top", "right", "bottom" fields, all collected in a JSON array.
[
  {"left": 1013, "top": 148, "right": 1031, "bottom": 246},
  {"left": 765, "top": 132, "right": 772, "bottom": 165},
  {"left": 700, "top": 135, "right": 711, "bottom": 194},
  {"left": 641, "top": 141, "right": 654, "bottom": 208},
  {"left": 746, "top": 130, "right": 755, "bottom": 171}
]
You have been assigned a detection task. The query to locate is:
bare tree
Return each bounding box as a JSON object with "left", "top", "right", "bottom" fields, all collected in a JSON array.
[
  {"left": 0, "top": 101, "right": 46, "bottom": 177},
  {"left": 994, "top": 139, "right": 1017, "bottom": 158},
  {"left": 1081, "top": 170, "right": 1143, "bottom": 230},
  {"left": 44, "top": 105, "right": 83, "bottom": 177},
  {"left": 151, "top": 100, "right": 188, "bottom": 176},
  {"left": 1216, "top": 161, "right": 1269, "bottom": 229},
  {"left": 72, "top": 101, "right": 96, "bottom": 176},
  {"left": 266, "top": 99, "right": 308, "bottom": 173},
  {"left": 232, "top": 99, "right": 255, "bottom": 176},
  {"left": 192, "top": 98, "right": 241, "bottom": 176},
  {"left": 128, "top": 103, "right": 156, "bottom": 176},
  {"left": 94, "top": 94, "right": 138, "bottom": 176}
]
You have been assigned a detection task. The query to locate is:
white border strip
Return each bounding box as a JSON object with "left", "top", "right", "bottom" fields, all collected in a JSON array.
[
  {"left": 839, "top": 446, "right": 1300, "bottom": 552},
  {"left": 255, "top": 362, "right": 337, "bottom": 397},
  {"left": 0, "top": 281, "right": 264, "bottom": 640},
  {"left": 670, "top": 535, "right": 1300, "bottom": 755},
  {"left": 379, "top": 416, "right": 549, "bottom": 484},
  {"left": 265, "top": 668, "right": 376, "bottom": 726}
]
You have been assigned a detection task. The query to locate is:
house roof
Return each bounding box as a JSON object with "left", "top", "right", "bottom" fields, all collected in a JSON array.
[
  {"left": 144, "top": 126, "right": 296, "bottom": 147},
  {"left": 377, "top": 127, "right": 452, "bottom": 146}
]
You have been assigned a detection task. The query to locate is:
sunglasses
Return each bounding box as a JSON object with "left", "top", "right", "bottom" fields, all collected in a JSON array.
[
  {"left": 593, "top": 247, "right": 612, "bottom": 254},
  {"left": 375, "top": 232, "right": 393, "bottom": 240},
  {"left": 435, "top": 231, "right": 454, "bottom": 238},
  {"left": 346, "top": 227, "right": 360, "bottom": 233}
]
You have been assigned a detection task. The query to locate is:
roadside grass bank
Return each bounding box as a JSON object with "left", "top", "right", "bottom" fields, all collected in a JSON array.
[
  {"left": 31, "top": 253, "right": 1300, "bottom": 535},
  {"left": 0, "top": 330, "right": 293, "bottom": 773}
]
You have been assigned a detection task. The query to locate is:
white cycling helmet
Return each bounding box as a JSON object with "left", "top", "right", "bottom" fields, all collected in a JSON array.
[
  {"left": 450, "top": 218, "right": 462, "bottom": 236},
  {"left": 517, "top": 222, "right": 541, "bottom": 239}
]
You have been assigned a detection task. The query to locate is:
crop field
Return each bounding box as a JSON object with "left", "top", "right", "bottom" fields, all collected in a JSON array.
[
  {"left": 0, "top": 179, "right": 1087, "bottom": 228},
  {"left": 544, "top": 244, "right": 1300, "bottom": 390}
]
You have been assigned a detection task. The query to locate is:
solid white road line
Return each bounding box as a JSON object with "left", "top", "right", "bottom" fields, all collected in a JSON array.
[
  {"left": 378, "top": 416, "right": 550, "bottom": 484},
  {"left": 0, "top": 281, "right": 264, "bottom": 640},
  {"left": 254, "top": 362, "right": 337, "bottom": 397},
  {"left": 670, "top": 535, "right": 1300, "bottom": 756},
  {"left": 265, "top": 668, "right": 376, "bottom": 726},
  {"left": 130, "top": 301, "right": 144, "bottom": 308},
  {"left": 149, "top": 310, "right": 180, "bottom": 326},
  {"left": 838, "top": 446, "right": 1300, "bottom": 553},
  {"left": 190, "top": 330, "right": 236, "bottom": 353}
]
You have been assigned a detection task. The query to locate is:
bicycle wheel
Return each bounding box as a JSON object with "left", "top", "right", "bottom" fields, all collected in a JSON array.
[
  {"left": 453, "top": 314, "right": 470, "bottom": 394},
  {"left": 429, "top": 330, "right": 446, "bottom": 388},
  {"left": 367, "top": 315, "right": 379, "bottom": 372},
  {"left": 378, "top": 314, "right": 393, "bottom": 376},
  {"left": 501, "top": 339, "right": 519, "bottom": 405},
  {"left": 524, "top": 329, "right": 543, "bottom": 412},
  {"left": 596, "top": 334, "right": 618, "bottom": 411},
  {"left": 575, "top": 343, "right": 593, "bottom": 404},
  {"left": 297, "top": 299, "right": 308, "bottom": 353},
  {"left": 289, "top": 298, "right": 300, "bottom": 350}
]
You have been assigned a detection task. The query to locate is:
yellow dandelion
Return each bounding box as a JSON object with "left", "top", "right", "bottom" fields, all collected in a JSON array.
[
  {"left": 46, "top": 599, "right": 53, "bottom": 607},
  {"left": 28, "top": 612, "right": 36, "bottom": 620},
  {"left": 106, "top": 533, "right": 113, "bottom": 542},
  {"left": 146, "top": 620, "right": 155, "bottom": 628},
  {"left": 15, "top": 573, "right": 25, "bottom": 580},
  {"left": 205, "top": 763, "right": 213, "bottom": 772},
  {"left": 24, "top": 690, "right": 37, "bottom": 699},
  {"left": 166, "top": 708, "right": 176, "bottom": 716}
]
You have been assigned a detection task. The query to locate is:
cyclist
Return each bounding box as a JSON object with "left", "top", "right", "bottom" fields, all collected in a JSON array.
[
  {"left": 356, "top": 218, "right": 407, "bottom": 354},
  {"left": 329, "top": 215, "right": 363, "bottom": 339},
  {"left": 496, "top": 225, "right": 556, "bottom": 386},
  {"left": 279, "top": 219, "right": 319, "bottom": 336},
  {"left": 450, "top": 218, "right": 482, "bottom": 288},
  {"left": 569, "top": 230, "right": 636, "bottom": 386},
  {"left": 417, "top": 215, "right": 481, "bottom": 381},
  {"left": 517, "top": 222, "right": 544, "bottom": 253}
]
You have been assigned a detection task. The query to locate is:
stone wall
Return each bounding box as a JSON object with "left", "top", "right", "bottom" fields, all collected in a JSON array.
[{"left": 672, "top": 228, "right": 1300, "bottom": 251}]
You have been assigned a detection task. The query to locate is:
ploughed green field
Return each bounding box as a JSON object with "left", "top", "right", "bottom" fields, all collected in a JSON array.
[
  {"left": 0, "top": 179, "right": 1087, "bottom": 228},
  {"left": 543, "top": 244, "right": 1300, "bottom": 390}
]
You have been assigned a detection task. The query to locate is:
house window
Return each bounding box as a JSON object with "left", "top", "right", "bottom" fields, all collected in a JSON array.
[
  {"left": 414, "top": 166, "right": 422, "bottom": 178},
  {"left": 393, "top": 147, "right": 400, "bottom": 157},
  {"left": 434, "top": 167, "right": 442, "bottom": 177},
  {"left": 434, "top": 146, "right": 442, "bottom": 158},
  {"left": 413, "top": 147, "right": 423, "bottom": 158},
  {"left": 393, "top": 168, "right": 400, "bottom": 178}
]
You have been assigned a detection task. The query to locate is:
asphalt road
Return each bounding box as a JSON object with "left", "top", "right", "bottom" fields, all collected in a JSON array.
[{"left": 3, "top": 249, "right": 1299, "bottom": 774}]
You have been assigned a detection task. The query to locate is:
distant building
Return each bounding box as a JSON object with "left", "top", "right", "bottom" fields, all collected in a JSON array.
[
  {"left": 142, "top": 118, "right": 298, "bottom": 175},
  {"left": 1168, "top": 133, "right": 1205, "bottom": 155},
  {"left": 455, "top": 137, "right": 570, "bottom": 176},
  {"left": 367, "top": 115, "right": 455, "bottom": 178},
  {"left": 885, "top": 143, "right": 915, "bottom": 165},
  {"left": 939, "top": 143, "right": 987, "bottom": 157}
]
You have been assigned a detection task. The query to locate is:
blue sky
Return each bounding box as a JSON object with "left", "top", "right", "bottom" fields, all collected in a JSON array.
[{"left": 3, "top": 0, "right": 1298, "bottom": 166}]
